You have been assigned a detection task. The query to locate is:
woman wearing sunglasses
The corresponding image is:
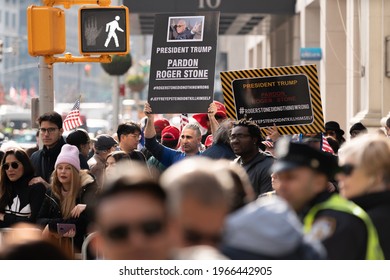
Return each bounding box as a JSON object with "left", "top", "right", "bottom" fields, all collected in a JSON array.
[
  {"left": 0, "top": 148, "right": 46, "bottom": 228},
  {"left": 337, "top": 134, "right": 390, "bottom": 259},
  {"left": 37, "top": 144, "right": 98, "bottom": 254}
]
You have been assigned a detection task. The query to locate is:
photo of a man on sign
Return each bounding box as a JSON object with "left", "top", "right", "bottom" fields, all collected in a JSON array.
[{"left": 167, "top": 16, "right": 204, "bottom": 42}]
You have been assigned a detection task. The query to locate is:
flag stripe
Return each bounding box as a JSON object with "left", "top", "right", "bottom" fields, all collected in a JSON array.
[
  {"left": 63, "top": 99, "right": 83, "bottom": 131},
  {"left": 322, "top": 134, "right": 334, "bottom": 154},
  {"left": 180, "top": 113, "right": 189, "bottom": 132}
]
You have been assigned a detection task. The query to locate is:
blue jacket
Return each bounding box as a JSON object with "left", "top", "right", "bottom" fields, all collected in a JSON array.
[{"left": 145, "top": 136, "right": 197, "bottom": 168}]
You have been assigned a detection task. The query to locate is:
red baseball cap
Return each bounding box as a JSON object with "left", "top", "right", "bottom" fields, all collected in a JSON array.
[
  {"left": 193, "top": 101, "right": 227, "bottom": 129},
  {"left": 205, "top": 134, "right": 213, "bottom": 148},
  {"left": 154, "top": 118, "right": 170, "bottom": 132},
  {"left": 161, "top": 125, "right": 180, "bottom": 141}
]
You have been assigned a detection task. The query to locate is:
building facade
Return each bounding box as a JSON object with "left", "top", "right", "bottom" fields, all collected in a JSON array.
[{"left": 245, "top": 0, "right": 390, "bottom": 135}]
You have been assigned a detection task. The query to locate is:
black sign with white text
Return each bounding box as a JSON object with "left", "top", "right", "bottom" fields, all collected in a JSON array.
[
  {"left": 148, "top": 12, "right": 219, "bottom": 114},
  {"left": 232, "top": 75, "right": 314, "bottom": 127}
]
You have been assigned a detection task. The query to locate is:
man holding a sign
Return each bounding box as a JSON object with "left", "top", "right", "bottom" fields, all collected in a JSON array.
[{"left": 143, "top": 102, "right": 202, "bottom": 168}]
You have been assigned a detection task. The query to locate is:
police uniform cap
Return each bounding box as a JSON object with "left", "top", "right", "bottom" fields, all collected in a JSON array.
[{"left": 272, "top": 138, "right": 338, "bottom": 179}]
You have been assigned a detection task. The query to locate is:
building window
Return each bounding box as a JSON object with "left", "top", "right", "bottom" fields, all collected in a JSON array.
[
  {"left": 12, "top": 13, "right": 15, "bottom": 29},
  {"left": 5, "top": 12, "right": 9, "bottom": 27}
]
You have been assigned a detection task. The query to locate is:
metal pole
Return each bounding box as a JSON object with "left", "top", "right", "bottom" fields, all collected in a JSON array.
[
  {"left": 112, "top": 75, "right": 119, "bottom": 131},
  {"left": 38, "top": 56, "right": 54, "bottom": 116}
]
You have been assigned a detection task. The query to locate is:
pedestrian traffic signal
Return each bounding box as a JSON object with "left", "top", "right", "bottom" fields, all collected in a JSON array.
[
  {"left": 79, "top": 6, "right": 129, "bottom": 55},
  {"left": 27, "top": 5, "right": 66, "bottom": 56}
]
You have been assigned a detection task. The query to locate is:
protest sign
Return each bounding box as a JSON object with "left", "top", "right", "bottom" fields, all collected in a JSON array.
[
  {"left": 148, "top": 12, "right": 220, "bottom": 114},
  {"left": 221, "top": 64, "right": 324, "bottom": 135}
]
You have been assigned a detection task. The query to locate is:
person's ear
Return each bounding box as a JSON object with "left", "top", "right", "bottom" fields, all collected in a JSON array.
[{"left": 59, "top": 128, "right": 64, "bottom": 136}]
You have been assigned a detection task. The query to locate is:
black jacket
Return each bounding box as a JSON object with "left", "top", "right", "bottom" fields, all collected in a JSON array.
[
  {"left": 201, "top": 143, "right": 237, "bottom": 160},
  {"left": 30, "top": 137, "right": 66, "bottom": 183},
  {"left": 36, "top": 171, "right": 98, "bottom": 250},
  {"left": 352, "top": 191, "right": 390, "bottom": 259},
  {"left": 235, "top": 152, "right": 274, "bottom": 196},
  {"left": 300, "top": 191, "right": 367, "bottom": 260},
  {"left": 0, "top": 177, "right": 46, "bottom": 228}
]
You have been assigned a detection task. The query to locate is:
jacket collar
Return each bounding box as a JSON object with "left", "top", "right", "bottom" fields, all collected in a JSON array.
[
  {"left": 42, "top": 137, "right": 66, "bottom": 156},
  {"left": 352, "top": 191, "right": 390, "bottom": 210}
]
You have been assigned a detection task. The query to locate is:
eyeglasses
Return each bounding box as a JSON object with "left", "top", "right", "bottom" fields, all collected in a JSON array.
[
  {"left": 3, "top": 161, "right": 20, "bottom": 170},
  {"left": 103, "top": 219, "right": 165, "bottom": 242},
  {"left": 339, "top": 164, "right": 355, "bottom": 176},
  {"left": 229, "top": 134, "right": 252, "bottom": 141},
  {"left": 39, "top": 127, "right": 58, "bottom": 134},
  {"left": 176, "top": 25, "right": 184, "bottom": 28},
  {"left": 183, "top": 229, "right": 222, "bottom": 246}
]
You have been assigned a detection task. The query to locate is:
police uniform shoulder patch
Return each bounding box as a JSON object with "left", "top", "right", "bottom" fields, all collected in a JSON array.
[{"left": 308, "top": 217, "right": 336, "bottom": 241}]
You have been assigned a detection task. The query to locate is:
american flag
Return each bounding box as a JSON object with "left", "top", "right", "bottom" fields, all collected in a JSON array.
[
  {"left": 63, "top": 98, "right": 83, "bottom": 131},
  {"left": 180, "top": 113, "right": 189, "bottom": 132},
  {"left": 322, "top": 134, "right": 335, "bottom": 154}
]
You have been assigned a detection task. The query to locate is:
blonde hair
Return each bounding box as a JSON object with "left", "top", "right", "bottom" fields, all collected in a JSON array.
[
  {"left": 51, "top": 165, "right": 81, "bottom": 219},
  {"left": 338, "top": 134, "right": 390, "bottom": 188}
]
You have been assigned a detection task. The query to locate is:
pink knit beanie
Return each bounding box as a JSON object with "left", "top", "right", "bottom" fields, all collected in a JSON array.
[{"left": 55, "top": 144, "right": 81, "bottom": 171}]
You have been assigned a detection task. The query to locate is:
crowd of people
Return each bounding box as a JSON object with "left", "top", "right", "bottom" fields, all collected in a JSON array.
[{"left": 0, "top": 102, "right": 389, "bottom": 261}]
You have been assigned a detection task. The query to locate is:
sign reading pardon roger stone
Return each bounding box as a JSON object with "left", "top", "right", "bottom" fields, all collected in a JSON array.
[{"left": 148, "top": 12, "right": 220, "bottom": 114}]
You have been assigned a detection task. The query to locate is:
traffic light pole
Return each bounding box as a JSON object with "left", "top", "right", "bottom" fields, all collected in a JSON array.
[
  {"left": 29, "top": 0, "right": 128, "bottom": 124},
  {"left": 38, "top": 57, "right": 54, "bottom": 115}
]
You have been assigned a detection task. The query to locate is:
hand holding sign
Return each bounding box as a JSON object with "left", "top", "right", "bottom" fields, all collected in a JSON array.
[
  {"left": 144, "top": 102, "right": 154, "bottom": 118},
  {"left": 144, "top": 102, "right": 157, "bottom": 139},
  {"left": 264, "top": 124, "right": 281, "bottom": 143},
  {"left": 207, "top": 102, "right": 217, "bottom": 116}
]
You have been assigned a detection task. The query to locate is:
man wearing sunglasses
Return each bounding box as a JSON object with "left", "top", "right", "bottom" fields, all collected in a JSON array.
[
  {"left": 91, "top": 167, "right": 172, "bottom": 260},
  {"left": 271, "top": 138, "right": 383, "bottom": 260},
  {"left": 173, "top": 19, "right": 201, "bottom": 40},
  {"left": 29, "top": 111, "right": 65, "bottom": 188}
]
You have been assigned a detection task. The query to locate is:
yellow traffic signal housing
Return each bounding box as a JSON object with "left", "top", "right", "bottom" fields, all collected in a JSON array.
[
  {"left": 79, "top": 6, "right": 129, "bottom": 55},
  {"left": 27, "top": 5, "right": 66, "bottom": 56}
]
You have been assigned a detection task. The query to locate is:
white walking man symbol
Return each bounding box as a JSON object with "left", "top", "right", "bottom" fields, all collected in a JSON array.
[{"left": 104, "top": 15, "right": 124, "bottom": 48}]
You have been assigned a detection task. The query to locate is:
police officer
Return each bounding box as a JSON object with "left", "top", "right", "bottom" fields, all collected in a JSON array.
[{"left": 271, "top": 138, "right": 383, "bottom": 260}]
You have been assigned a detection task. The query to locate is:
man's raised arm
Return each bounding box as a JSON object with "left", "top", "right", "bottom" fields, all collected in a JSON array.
[{"left": 143, "top": 102, "right": 156, "bottom": 139}]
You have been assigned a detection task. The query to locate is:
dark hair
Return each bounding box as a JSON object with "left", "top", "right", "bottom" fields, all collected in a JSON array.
[
  {"left": 0, "top": 149, "right": 35, "bottom": 211},
  {"left": 106, "top": 150, "right": 131, "bottom": 164},
  {"left": 66, "top": 129, "right": 90, "bottom": 150},
  {"left": 232, "top": 118, "right": 263, "bottom": 146},
  {"left": 117, "top": 121, "right": 141, "bottom": 142},
  {"left": 386, "top": 117, "right": 390, "bottom": 128},
  {"left": 37, "top": 111, "right": 63, "bottom": 129},
  {"left": 162, "top": 139, "right": 179, "bottom": 149},
  {"left": 0, "top": 239, "right": 70, "bottom": 260},
  {"left": 93, "top": 176, "right": 166, "bottom": 222}
]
